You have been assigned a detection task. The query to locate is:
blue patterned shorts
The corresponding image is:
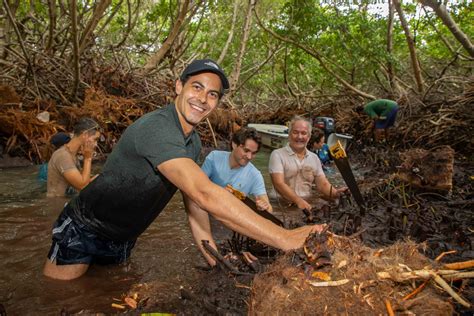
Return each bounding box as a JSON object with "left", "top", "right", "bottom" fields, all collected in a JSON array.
[{"left": 47, "top": 211, "right": 136, "bottom": 265}]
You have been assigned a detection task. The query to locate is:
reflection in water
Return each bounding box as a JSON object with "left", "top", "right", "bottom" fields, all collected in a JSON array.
[{"left": 0, "top": 149, "right": 344, "bottom": 313}]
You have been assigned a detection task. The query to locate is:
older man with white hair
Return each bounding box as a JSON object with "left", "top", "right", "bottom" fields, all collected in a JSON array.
[{"left": 269, "top": 116, "right": 346, "bottom": 211}]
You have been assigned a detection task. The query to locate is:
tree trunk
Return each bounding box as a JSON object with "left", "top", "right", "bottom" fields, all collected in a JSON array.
[
  {"left": 217, "top": 0, "right": 239, "bottom": 65},
  {"left": 45, "top": 0, "right": 56, "bottom": 54},
  {"left": 393, "top": 0, "right": 424, "bottom": 93},
  {"left": 386, "top": 0, "right": 395, "bottom": 92},
  {"left": 70, "top": 0, "right": 80, "bottom": 101},
  {"left": 0, "top": 2, "right": 6, "bottom": 59},
  {"left": 78, "top": 0, "right": 112, "bottom": 56},
  {"left": 229, "top": 0, "right": 255, "bottom": 92},
  {"left": 420, "top": 0, "right": 474, "bottom": 57},
  {"left": 142, "top": 0, "right": 190, "bottom": 75},
  {"left": 0, "top": 0, "right": 20, "bottom": 60}
]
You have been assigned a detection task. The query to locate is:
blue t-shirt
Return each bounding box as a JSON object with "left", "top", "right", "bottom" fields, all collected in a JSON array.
[
  {"left": 316, "top": 143, "right": 331, "bottom": 165},
  {"left": 201, "top": 151, "right": 266, "bottom": 197}
]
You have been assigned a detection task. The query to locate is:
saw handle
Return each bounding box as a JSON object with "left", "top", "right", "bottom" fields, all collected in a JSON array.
[{"left": 329, "top": 140, "right": 347, "bottom": 159}]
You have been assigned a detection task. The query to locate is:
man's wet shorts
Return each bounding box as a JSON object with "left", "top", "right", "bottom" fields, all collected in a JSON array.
[
  {"left": 375, "top": 106, "right": 399, "bottom": 129},
  {"left": 47, "top": 211, "right": 136, "bottom": 265}
]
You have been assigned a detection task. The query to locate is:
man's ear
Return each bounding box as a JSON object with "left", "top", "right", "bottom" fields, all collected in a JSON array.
[
  {"left": 175, "top": 79, "right": 183, "bottom": 95},
  {"left": 231, "top": 142, "right": 237, "bottom": 150}
]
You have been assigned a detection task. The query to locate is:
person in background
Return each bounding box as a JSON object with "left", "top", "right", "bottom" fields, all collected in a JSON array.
[
  {"left": 38, "top": 132, "right": 72, "bottom": 182},
  {"left": 309, "top": 128, "right": 331, "bottom": 166},
  {"left": 362, "top": 99, "right": 399, "bottom": 142},
  {"left": 185, "top": 127, "right": 272, "bottom": 260},
  {"left": 46, "top": 118, "right": 100, "bottom": 197},
  {"left": 199, "top": 126, "right": 272, "bottom": 211},
  {"left": 269, "top": 116, "right": 346, "bottom": 211},
  {"left": 43, "top": 59, "right": 323, "bottom": 281}
]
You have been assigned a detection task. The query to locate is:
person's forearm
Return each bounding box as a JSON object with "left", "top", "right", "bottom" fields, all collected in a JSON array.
[
  {"left": 159, "top": 159, "right": 299, "bottom": 251},
  {"left": 193, "top": 185, "right": 292, "bottom": 251},
  {"left": 274, "top": 182, "right": 306, "bottom": 206},
  {"left": 184, "top": 196, "right": 217, "bottom": 266},
  {"left": 318, "top": 180, "right": 333, "bottom": 200},
  {"left": 256, "top": 194, "right": 273, "bottom": 212},
  {"left": 80, "top": 157, "right": 92, "bottom": 188}
]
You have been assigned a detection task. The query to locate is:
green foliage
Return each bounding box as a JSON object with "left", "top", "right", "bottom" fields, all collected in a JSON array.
[{"left": 2, "top": 0, "right": 472, "bottom": 105}]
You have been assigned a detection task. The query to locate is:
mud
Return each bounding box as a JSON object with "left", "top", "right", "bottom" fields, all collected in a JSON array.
[{"left": 127, "top": 145, "right": 473, "bottom": 315}]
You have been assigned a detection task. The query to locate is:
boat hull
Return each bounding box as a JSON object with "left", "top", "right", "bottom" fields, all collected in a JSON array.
[{"left": 248, "top": 124, "right": 288, "bottom": 149}]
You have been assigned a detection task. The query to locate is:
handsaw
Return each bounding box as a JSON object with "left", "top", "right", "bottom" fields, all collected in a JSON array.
[
  {"left": 226, "top": 185, "right": 284, "bottom": 227},
  {"left": 329, "top": 140, "right": 366, "bottom": 216}
]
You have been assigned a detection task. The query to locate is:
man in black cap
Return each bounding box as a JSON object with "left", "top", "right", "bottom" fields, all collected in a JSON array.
[{"left": 43, "top": 59, "right": 324, "bottom": 280}]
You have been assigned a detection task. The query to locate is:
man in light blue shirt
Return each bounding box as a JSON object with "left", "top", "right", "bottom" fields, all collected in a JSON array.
[{"left": 201, "top": 127, "right": 272, "bottom": 212}]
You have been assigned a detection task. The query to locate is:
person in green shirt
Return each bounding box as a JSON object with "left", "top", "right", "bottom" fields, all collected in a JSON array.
[{"left": 363, "top": 99, "right": 399, "bottom": 142}]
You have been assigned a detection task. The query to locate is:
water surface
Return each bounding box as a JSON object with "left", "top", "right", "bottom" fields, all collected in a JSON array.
[{"left": 0, "top": 148, "right": 342, "bottom": 314}]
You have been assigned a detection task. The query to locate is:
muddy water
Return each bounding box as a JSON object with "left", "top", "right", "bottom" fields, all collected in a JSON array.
[
  {"left": 0, "top": 164, "right": 203, "bottom": 314},
  {"left": 0, "top": 149, "right": 346, "bottom": 314}
]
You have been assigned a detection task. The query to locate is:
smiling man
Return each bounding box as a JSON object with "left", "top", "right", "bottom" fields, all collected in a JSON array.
[
  {"left": 43, "top": 60, "right": 324, "bottom": 280},
  {"left": 269, "top": 116, "right": 346, "bottom": 211},
  {"left": 185, "top": 127, "right": 273, "bottom": 264}
]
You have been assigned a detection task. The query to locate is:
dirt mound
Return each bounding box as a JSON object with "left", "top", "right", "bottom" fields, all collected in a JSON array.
[
  {"left": 250, "top": 237, "right": 454, "bottom": 315},
  {"left": 396, "top": 146, "right": 454, "bottom": 191}
]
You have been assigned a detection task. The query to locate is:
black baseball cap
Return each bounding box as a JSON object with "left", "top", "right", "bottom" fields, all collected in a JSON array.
[
  {"left": 50, "top": 132, "right": 71, "bottom": 147},
  {"left": 180, "top": 59, "right": 230, "bottom": 91}
]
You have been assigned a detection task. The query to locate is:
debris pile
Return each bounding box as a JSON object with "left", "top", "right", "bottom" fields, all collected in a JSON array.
[{"left": 250, "top": 232, "right": 472, "bottom": 314}]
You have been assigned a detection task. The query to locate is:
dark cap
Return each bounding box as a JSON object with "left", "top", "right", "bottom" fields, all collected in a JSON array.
[
  {"left": 180, "top": 59, "right": 230, "bottom": 91},
  {"left": 50, "top": 132, "right": 71, "bottom": 148}
]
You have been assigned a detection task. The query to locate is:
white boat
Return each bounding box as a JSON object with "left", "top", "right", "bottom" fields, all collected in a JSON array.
[
  {"left": 248, "top": 123, "right": 288, "bottom": 149},
  {"left": 248, "top": 123, "right": 353, "bottom": 151}
]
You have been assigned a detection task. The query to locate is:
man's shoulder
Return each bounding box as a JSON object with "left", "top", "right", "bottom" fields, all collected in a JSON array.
[
  {"left": 137, "top": 104, "right": 174, "bottom": 124},
  {"left": 205, "top": 150, "right": 228, "bottom": 163},
  {"left": 50, "top": 146, "right": 71, "bottom": 162},
  {"left": 271, "top": 147, "right": 288, "bottom": 156},
  {"left": 307, "top": 150, "right": 319, "bottom": 158},
  {"left": 207, "top": 150, "right": 228, "bottom": 158},
  {"left": 245, "top": 162, "right": 262, "bottom": 176}
]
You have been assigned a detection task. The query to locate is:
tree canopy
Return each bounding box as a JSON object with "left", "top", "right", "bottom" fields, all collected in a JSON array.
[{"left": 0, "top": 0, "right": 471, "bottom": 106}]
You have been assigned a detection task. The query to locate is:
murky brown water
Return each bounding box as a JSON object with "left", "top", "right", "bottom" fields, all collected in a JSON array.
[
  {"left": 0, "top": 148, "right": 346, "bottom": 314},
  {"left": 0, "top": 163, "right": 205, "bottom": 314}
]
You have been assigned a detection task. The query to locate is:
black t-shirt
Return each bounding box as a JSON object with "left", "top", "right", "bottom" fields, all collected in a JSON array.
[{"left": 65, "top": 104, "right": 201, "bottom": 241}]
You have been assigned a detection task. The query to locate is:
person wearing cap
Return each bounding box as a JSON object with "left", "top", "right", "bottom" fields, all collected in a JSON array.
[
  {"left": 43, "top": 59, "right": 324, "bottom": 280},
  {"left": 362, "top": 99, "right": 399, "bottom": 142},
  {"left": 46, "top": 118, "right": 100, "bottom": 197},
  {"left": 37, "top": 132, "right": 72, "bottom": 182},
  {"left": 269, "top": 116, "right": 347, "bottom": 212}
]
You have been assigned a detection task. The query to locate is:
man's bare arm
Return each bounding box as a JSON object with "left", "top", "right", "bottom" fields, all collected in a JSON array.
[
  {"left": 63, "top": 157, "right": 92, "bottom": 190},
  {"left": 159, "top": 158, "right": 319, "bottom": 251},
  {"left": 314, "top": 175, "right": 347, "bottom": 200},
  {"left": 270, "top": 172, "right": 311, "bottom": 211},
  {"left": 183, "top": 193, "right": 217, "bottom": 266}
]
